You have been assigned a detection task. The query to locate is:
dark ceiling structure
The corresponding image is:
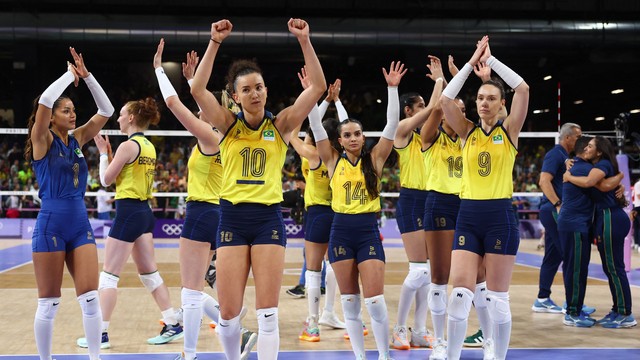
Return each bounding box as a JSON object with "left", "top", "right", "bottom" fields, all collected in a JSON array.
[{"left": 1, "top": 0, "right": 639, "bottom": 135}]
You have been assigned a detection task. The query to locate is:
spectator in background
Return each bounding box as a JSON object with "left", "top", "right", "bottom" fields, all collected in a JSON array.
[
  {"left": 96, "top": 186, "right": 114, "bottom": 220},
  {"left": 633, "top": 177, "right": 640, "bottom": 251}
]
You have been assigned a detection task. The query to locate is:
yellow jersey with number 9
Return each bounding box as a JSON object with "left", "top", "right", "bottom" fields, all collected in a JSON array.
[
  {"left": 115, "top": 133, "right": 156, "bottom": 200},
  {"left": 220, "top": 111, "right": 287, "bottom": 205},
  {"left": 424, "top": 130, "right": 462, "bottom": 195},
  {"left": 330, "top": 155, "right": 380, "bottom": 214},
  {"left": 186, "top": 144, "right": 223, "bottom": 204},
  {"left": 302, "top": 157, "right": 332, "bottom": 208},
  {"left": 460, "top": 124, "right": 516, "bottom": 200},
  {"left": 395, "top": 132, "right": 428, "bottom": 191}
]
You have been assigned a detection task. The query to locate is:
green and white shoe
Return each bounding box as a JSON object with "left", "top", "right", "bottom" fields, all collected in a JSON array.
[
  {"left": 147, "top": 323, "right": 184, "bottom": 345},
  {"left": 463, "top": 329, "right": 483, "bottom": 347}
]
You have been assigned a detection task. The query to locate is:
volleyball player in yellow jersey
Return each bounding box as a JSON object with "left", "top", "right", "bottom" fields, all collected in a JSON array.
[
  {"left": 390, "top": 55, "right": 443, "bottom": 351},
  {"left": 190, "top": 18, "right": 326, "bottom": 360},
  {"left": 88, "top": 97, "right": 184, "bottom": 347},
  {"left": 440, "top": 36, "right": 529, "bottom": 360},
  {"left": 289, "top": 71, "right": 346, "bottom": 342},
  {"left": 308, "top": 61, "right": 405, "bottom": 360}
]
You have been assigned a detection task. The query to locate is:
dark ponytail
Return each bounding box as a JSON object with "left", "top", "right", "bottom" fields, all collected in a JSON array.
[{"left": 338, "top": 119, "right": 379, "bottom": 200}]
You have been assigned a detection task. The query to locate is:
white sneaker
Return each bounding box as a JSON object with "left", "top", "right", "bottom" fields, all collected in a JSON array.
[
  {"left": 318, "top": 310, "right": 346, "bottom": 329},
  {"left": 391, "top": 325, "right": 410, "bottom": 350},
  {"left": 378, "top": 351, "right": 395, "bottom": 360},
  {"left": 410, "top": 328, "right": 435, "bottom": 348},
  {"left": 429, "top": 338, "right": 447, "bottom": 360},
  {"left": 483, "top": 338, "right": 496, "bottom": 360}
]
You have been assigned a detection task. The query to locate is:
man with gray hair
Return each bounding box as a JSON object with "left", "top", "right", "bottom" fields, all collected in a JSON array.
[{"left": 532, "top": 123, "right": 588, "bottom": 313}]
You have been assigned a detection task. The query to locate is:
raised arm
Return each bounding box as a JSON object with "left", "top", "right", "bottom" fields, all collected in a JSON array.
[
  {"left": 154, "top": 39, "right": 219, "bottom": 152},
  {"left": 371, "top": 61, "right": 405, "bottom": 176},
  {"left": 480, "top": 42, "right": 529, "bottom": 141},
  {"left": 274, "top": 19, "right": 327, "bottom": 141},
  {"left": 307, "top": 104, "right": 339, "bottom": 177},
  {"left": 72, "top": 47, "right": 114, "bottom": 146},
  {"left": 289, "top": 68, "right": 321, "bottom": 166},
  {"left": 395, "top": 55, "right": 445, "bottom": 147},
  {"left": 190, "top": 20, "right": 235, "bottom": 134},
  {"left": 440, "top": 37, "right": 489, "bottom": 141}
]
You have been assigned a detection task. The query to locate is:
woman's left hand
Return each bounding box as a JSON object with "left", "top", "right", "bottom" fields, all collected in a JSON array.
[
  {"left": 382, "top": 61, "right": 407, "bottom": 87},
  {"left": 70, "top": 47, "right": 90, "bottom": 78}
]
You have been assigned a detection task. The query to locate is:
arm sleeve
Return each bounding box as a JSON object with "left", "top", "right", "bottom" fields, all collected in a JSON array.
[
  {"left": 381, "top": 86, "right": 399, "bottom": 140},
  {"left": 38, "top": 71, "right": 75, "bottom": 108},
  {"left": 308, "top": 104, "right": 328, "bottom": 142},
  {"left": 334, "top": 100, "right": 349, "bottom": 121},
  {"left": 83, "top": 74, "right": 115, "bottom": 117}
]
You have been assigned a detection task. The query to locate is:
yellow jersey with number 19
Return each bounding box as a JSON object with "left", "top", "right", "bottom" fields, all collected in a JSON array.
[
  {"left": 330, "top": 155, "right": 380, "bottom": 214},
  {"left": 220, "top": 111, "right": 287, "bottom": 205},
  {"left": 186, "top": 143, "right": 223, "bottom": 204},
  {"left": 115, "top": 133, "right": 156, "bottom": 200},
  {"left": 395, "top": 132, "right": 428, "bottom": 191},
  {"left": 460, "top": 124, "right": 517, "bottom": 200},
  {"left": 424, "top": 130, "right": 462, "bottom": 195},
  {"left": 302, "top": 157, "right": 331, "bottom": 208}
]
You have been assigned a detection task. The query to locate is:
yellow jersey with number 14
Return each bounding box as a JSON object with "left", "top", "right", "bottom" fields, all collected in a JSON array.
[
  {"left": 302, "top": 157, "right": 331, "bottom": 208},
  {"left": 460, "top": 124, "right": 517, "bottom": 200},
  {"left": 186, "top": 143, "right": 223, "bottom": 204},
  {"left": 330, "top": 155, "right": 380, "bottom": 214},
  {"left": 115, "top": 133, "right": 156, "bottom": 200},
  {"left": 220, "top": 111, "right": 287, "bottom": 205}
]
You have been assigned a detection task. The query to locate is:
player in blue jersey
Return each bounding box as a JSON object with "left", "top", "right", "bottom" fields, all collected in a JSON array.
[{"left": 27, "top": 48, "right": 114, "bottom": 360}]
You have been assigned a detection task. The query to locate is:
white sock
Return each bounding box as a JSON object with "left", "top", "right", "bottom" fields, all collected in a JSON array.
[
  {"left": 324, "top": 262, "right": 337, "bottom": 313},
  {"left": 341, "top": 294, "right": 365, "bottom": 358},
  {"left": 101, "top": 321, "right": 110, "bottom": 333},
  {"left": 487, "top": 290, "right": 512, "bottom": 360},
  {"left": 201, "top": 292, "right": 220, "bottom": 323},
  {"left": 397, "top": 263, "right": 428, "bottom": 326},
  {"left": 78, "top": 290, "right": 102, "bottom": 360},
  {"left": 182, "top": 288, "right": 203, "bottom": 358},
  {"left": 414, "top": 283, "right": 430, "bottom": 333},
  {"left": 447, "top": 287, "right": 473, "bottom": 360},
  {"left": 429, "top": 284, "right": 447, "bottom": 340},
  {"left": 161, "top": 307, "right": 178, "bottom": 326},
  {"left": 34, "top": 297, "right": 60, "bottom": 360},
  {"left": 257, "top": 307, "right": 279, "bottom": 360},
  {"left": 474, "top": 281, "right": 492, "bottom": 340},
  {"left": 305, "top": 270, "right": 322, "bottom": 318},
  {"left": 365, "top": 295, "right": 390, "bottom": 358},
  {"left": 218, "top": 313, "right": 241, "bottom": 360}
]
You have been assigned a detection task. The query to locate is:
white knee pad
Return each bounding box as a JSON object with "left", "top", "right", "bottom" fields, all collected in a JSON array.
[
  {"left": 98, "top": 271, "right": 119, "bottom": 290},
  {"left": 448, "top": 287, "right": 473, "bottom": 321},
  {"left": 486, "top": 290, "right": 511, "bottom": 324},
  {"left": 36, "top": 297, "right": 61, "bottom": 321},
  {"left": 341, "top": 294, "right": 362, "bottom": 321},
  {"left": 364, "top": 295, "right": 387, "bottom": 322},
  {"left": 473, "top": 281, "right": 488, "bottom": 308},
  {"left": 257, "top": 307, "right": 279, "bottom": 334},
  {"left": 305, "top": 270, "right": 322, "bottom": 289},
  {"left": 428, "top": 284, "right": 448, "bottom": 316},
  {"left": 181, "top": 288, "right": 203, "bottom": 309},
  {"left": 139, "top": 271, "right": 164, "bottom": 292},
  {"left": 77, "top": 290, "right": 100, "bottom": 316},
  {"left": 403, "top": 263, "right": 429, "bottom": 290}
]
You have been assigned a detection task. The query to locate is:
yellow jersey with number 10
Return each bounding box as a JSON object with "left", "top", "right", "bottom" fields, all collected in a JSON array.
[
  {"left": 186, "top": 143, "right": 223, "bottom": 204},
  {"left": 330, "top": 155, "right": 380, "bottom": 214},
  {"left": 395, "top": 132, "right": 428, "bottom": 191},
  {"left": 115, "top": 133, "right": 156, "bottom": 200},
  {"left": 219, "top": 112, "right": 287, "bottom": 205},
  {"left": 302, "top": 157, "right": 331, "bottom": 208},
  {"left": 460, "top": 124, "right": 517, "bottom": 200},
  {"left": 424, "top": 130, "right": 462, "bottom": 195}
]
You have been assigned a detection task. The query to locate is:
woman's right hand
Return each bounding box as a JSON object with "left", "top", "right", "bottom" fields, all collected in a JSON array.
[
  {"left": 94, "top": 134, "right": 110, "bottom": 155},
  {"left": 382, "top": 61, "right": 407, "bottom": 87},
  {"left": 182, "top": 51, "right": 199, "bottom": 81},
  {"left": 468, "top": 35, "right": 489, "bottom": 67},
  {"left": 211, "top": 19, "right": 233, "bottom": 44},
  {"left": 153, "top": 38, "right": 165, "bottom": 69},
  {"left": 67, "top": 61, "right": 80, "bottom": 87},
  {"left": 297, "top": 66, "right": 311, "bottom": 90}
]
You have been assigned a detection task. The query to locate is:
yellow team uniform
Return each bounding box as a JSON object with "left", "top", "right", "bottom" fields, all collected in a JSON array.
[
  {"left": 395, "top": 132, "right": 428, "bottom": 191},
  {"left": 424, "top": 130, "right": 463, "bottom": 195},
  {"left": 115, "top": 134, "right": 156, "bottom": 200},
  {"left": 186, "top": 143, "right": 222, "bottom": 204},
  {"left": 219, "top": 112, "right": 287, "bottom": 205},
  {"left": 301, "top": 157, "right": 331, "bottom": 208},
  {"left": 460, "top": 125, "right": 516, "bottom": 200},
  {"left": 330, "top": 156, "right": 380, "bottom": 214}
]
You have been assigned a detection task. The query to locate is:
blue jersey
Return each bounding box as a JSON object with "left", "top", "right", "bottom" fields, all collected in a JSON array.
[
  {"left": 557, "top": 157, "right": 594, "bottom": 232},
  {"left": 32, "top": 131, "right": 88, "bottom": 200},
  {"left": 592, "top": 159, "right": 618, "bottom": 210},
  {"left": 540, "top": 144, "right": 568, "bottom": 205}
]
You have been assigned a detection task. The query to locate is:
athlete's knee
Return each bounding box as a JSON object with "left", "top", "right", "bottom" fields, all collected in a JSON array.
[
  {"left": 403, "top": 263, "right": 429, "bottom": 290},
  {"left": 428, "top": 284, "right": 448, "bottom": 315},
  {"left": 36, "top": 297, "right": 61, "bottom": 321},
  {"left": 473, "top": 281, "right": 488, "bottom": 308},
  {"left": 98, "top": 271, "right": 119, "bottom": 291},
  {"left": 77, "top": 290, "right": 100, "bottom": 317},
  {"left": 486, "top": 290, "right": 511, "bottom": 324},
  {"left": 341, "top": 294, "right": 362, "bottom": 321},
  {"left": 364, "top": 295, "right": 387, "bottom": 322},
  {"left": 139, "top": 271, "right": 164, "bottom": 292},
  {"left": 257, "top": 307, "right": 279, "bottom": 334},
  {"left": 305, "top": 270, "right": 322, "bottom": 289},
  {"left": 448, "top": 287, "right": 473, "bottom": 321},
  {"left": 181, "top": 288, "right": 203, "bottom": 310}
]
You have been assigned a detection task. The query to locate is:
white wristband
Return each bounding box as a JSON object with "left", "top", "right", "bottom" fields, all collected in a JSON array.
[
  {"left": 83, "top": 73, "right": 114, "bottom": 117},
  {"left": 99, "top": 155, "right": 110, "bottom": 187},
  {"left": 382, "top": 86, "right": 399, "bottom": 140},
  {"left": 38, "top": 71, "right": 75, "bottom": 108},
  {"left": 486, "top": 56, "right": 523, "bottom": 89},
  {"left": 317, "top": 100, "right": 329, "bottom": 120},
  {"left": 335, "top": 100, "right": 349, "bottom": 121},
  {"left": 155, "top": 67, "right": 178, "bottom": 100},
  {"left": 308, "top": 104, "right": 328, "bottom": 142},
  {"left": 442, "top": 63, "right": 473, "bottom": 99},
  {"left": 187, "top": 79, "right": 194, "bottom": 88}
]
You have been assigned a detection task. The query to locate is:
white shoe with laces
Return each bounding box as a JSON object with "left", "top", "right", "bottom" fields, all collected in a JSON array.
[
  {"left": 318, "top": 310, "right": 346, "bottom": 329},
  {"left": 429, "top": 338, "right": 447, "bottom": 360},
  {"left": 483, "top": 338, "right": 496, "bottom": 360}
]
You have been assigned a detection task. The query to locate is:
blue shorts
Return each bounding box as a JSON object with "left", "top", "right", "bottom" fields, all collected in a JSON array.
[
  {"left": 32, "top": 199, "right": 96, "bottom": 252},
  {"left": 217, "top": 199, "right": 286, "bottom": 248},
  {"left": 454, "top": 199, "right": 520, "bottom": 256},
  {"left": 329, "top": 213, "right": 385, "bottom": 264},
  {"left": 424, "top": 191, "right": 461, "bottom": 231},
  {"left": 182, "top": 201, "right": 220, "bottom": 250},
  {"left": 109, "top": 199, "right": 155, "bottom": 242},
  {"left": 396, "top": 188, "right": 428, "bottom": 233},
  {"left": 305, "top": 205, "right": 334, "bottom": 244}
]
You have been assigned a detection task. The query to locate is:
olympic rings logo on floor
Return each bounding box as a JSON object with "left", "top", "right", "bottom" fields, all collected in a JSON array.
[
  {"left": 161, "top": 224, "right": 183, "bottom": 236},
  {"left": 285, "top": 223, "right": 302, "bottom": 235}
]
